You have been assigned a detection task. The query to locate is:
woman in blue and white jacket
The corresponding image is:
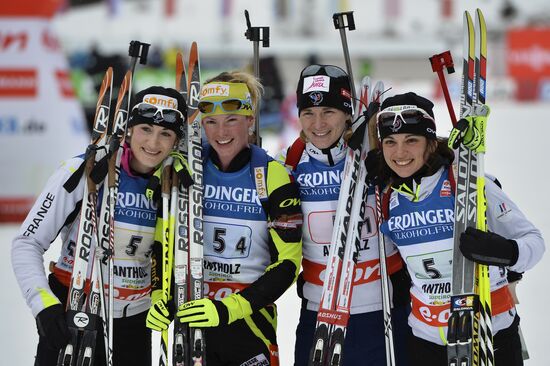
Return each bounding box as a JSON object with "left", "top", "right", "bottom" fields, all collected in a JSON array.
[
  {"left": 279, "top": 64, "right": 412, "bottom": 366},
  {"left": 12, "top": 86, "right": 186, "bottom": 366},
  {"left": 372, "top": 91, "right": 545, "bottom": 366}
]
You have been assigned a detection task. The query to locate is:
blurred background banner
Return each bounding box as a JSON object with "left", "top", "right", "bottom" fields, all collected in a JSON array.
[
  {"left": 0, "top": 0, "right": 88, "bottom": 222},
  {"left": 2, "top": 0, "right": 550, "bottom": 222},
  {"left": 507, "top": 28, "right": 550, "bottom": 101}
]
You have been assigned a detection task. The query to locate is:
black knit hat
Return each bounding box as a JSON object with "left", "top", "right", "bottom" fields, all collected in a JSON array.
[
  {"left": 378, "top": 92, "right": 436, "bottom": 140},
  {"left": 296, "top": 64, "right": 353, "bottom": 116},
  {"left": 128, "top": 86, "right": 187, "bottom": 138}
]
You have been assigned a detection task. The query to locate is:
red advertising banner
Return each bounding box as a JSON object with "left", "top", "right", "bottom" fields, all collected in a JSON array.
[
  {"left": 507, "top": 28, "right": 550, "bottom": 79},
  {"left": 0, "top": 69, "right": 37, "bottom": 97}
]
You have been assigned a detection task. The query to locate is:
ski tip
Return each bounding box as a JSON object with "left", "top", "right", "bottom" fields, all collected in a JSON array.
[
  {"left": 175, "top": 53, "right": 185, "bottom": 91},
  {"left": 372, "top": 81, "right": 385, "bottom": 103},
  {"left": 361, "top": 75, "right": 371, "bottom": 85}
]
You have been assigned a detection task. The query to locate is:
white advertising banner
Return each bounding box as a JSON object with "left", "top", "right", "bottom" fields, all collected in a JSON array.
[{"left": 0, "top": 2, "right": 89, "bottom": 222}]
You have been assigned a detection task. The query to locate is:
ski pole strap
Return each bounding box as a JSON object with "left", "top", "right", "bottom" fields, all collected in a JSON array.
[
  {"left": 63, "top": 144, "right": 104, "bottom": 192},
  {"left": 348, "top": 99, "right": 381, "bottom": 151},
  {"left": 284, "top": 138, "right": 305, "bottom": 172},
  {"left": 169, "top": 150, "right": 194, "bottom": 188},
  {"left": 90, "top": 146, "right": 112, "bottom": 185},
  {"left": 146, "top": 165, "right": 163, "bottom": 200},
  {"left": 448, "top": 118, "right": 470, "bottom": 150}
]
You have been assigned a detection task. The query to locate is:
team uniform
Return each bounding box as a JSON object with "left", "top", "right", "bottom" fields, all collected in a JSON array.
[
  {"left": 381, "top": 166, "right": 545, "bottom": 365},
  {"left": 12, "top": 145, "right": 158, "bottom": 366},
  {"left": 279, "top": 139, "right": 411, "bottom": 366},
  {"left": 152, "top": 145, "right": 303, "bottom": 365}
]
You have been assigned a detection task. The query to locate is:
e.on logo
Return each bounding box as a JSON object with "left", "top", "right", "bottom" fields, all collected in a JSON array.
[{"left": 0, "top": 69, "right": 37, "bottom": 97}]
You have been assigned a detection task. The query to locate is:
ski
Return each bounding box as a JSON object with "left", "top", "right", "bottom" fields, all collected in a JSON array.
[
  {"left": 95, "top": 69, "right": 133, "bottom": 366},
  {"left": 447, "top": 9, "right": 493, "bottom": 366},
  {"left": 159, "top": 156, "right": 176, "bottom": 366},
  {"left": 185, "top": 41, "right": 206, "bottom": 366},
  {"left": 172, "top": 51, "right": 191, "bottom": 366},
  {"left": 58, "top": 68, "right": 114, "bottom": 366},
  {"left": 308, "top": 76, "right": 373, "bottom": 366},
  {"left": 166, "top": 42, "right": 205, "bottom": 366},
  {"left": 472, "top": 9, "right": 494, "bottom": 366}
]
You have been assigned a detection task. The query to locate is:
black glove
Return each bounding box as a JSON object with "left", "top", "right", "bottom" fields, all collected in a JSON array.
[
  {"left": 36, "top": 304, "right": 70, "bottom": 350},
  {"left": 365, "top": 148, "right": 382, "bottom": 186},
  {"left": 507, "top": 270, "right": 523, "bottom": 283},
  {"left": 459, "top": 227, "right": 519, "bottom": 267}
]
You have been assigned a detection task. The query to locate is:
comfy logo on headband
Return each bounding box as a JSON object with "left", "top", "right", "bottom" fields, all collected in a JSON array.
[
  {"left": 201, "top": 83, "right": 230, "bottom": 97},
  {"left": 303, "top": 75, "right": 330, "bottom": 93},
  {"left": 143, "top": 94, "right": 178, "bottom": 109}
]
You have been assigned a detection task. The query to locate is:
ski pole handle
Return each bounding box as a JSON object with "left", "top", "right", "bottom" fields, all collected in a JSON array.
[
  {"left": 128, "top": 40, "right": 151, "bottom": 76},
  {"left": 430, "top": 50, "right": 457, "bottom": 126},
  {"left": 333, "top": 11, "right": 357, "bottom": 102},
  {"left": 244, "top": 10, "right": 270, "bottom": 147}
]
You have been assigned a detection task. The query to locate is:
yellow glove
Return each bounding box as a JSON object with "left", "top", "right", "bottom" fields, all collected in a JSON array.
[
  {"left": 146, "top": 289, "right": 173, "bottom": 331},
  {"left": 176, "top": 294, "right": 253, "bottom": 327},
  {"left": 448, "top": 105, "right": 490, "bottom": 153}
]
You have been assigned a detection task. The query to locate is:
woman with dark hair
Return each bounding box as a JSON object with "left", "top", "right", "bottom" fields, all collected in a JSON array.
[{"left": 373, "top": 92, "right": 545, "bottom": 366}]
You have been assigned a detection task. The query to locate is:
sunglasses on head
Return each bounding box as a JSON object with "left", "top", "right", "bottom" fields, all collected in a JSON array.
[
  {"left": 197, "top": 99, "right": 250, "bottom": 114},
  {"left": 377, "top": 106, "right": 435, "bottom": 128},
  {"left": 131, "top": 102, "right": 184, "bottom": 123},
  {"left": 301, "top": 64, "right": 348, "bottom": 78}
]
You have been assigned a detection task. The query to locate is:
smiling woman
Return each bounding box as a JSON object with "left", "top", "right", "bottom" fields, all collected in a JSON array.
[
  {"left": 371, "top": 92, "right": 545, "bottom": 366},
  {"left": 146, "top": 71, "right": 304, "bottom": 365},
  {"left": 278, "top": 64, "right": 412, "bottom": 366},
  {"left": 11, "top": 85, "right": 187, "bottom": 366}
]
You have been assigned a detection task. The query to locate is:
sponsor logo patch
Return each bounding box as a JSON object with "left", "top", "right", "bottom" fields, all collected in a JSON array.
[
  {"left": 143, "top": 94, "right": 178, "bottom": 109},
  {"left": 494, "top": 201, "right": 513, "bottom": 221},
  {"left": 200, "top": 83, "right": 230, "bottom": 97},
  {"left": 440, "top": 180, "right": 452, "bottom": 197},
  {"left": 239, "top": 353, "right": 269, "bottom": 366},
  {"left": 303, "top": 75, "right": 330, "bottom": 93},
  {"left": 309, "top": 91, "right": 323, "bottom": 105},
  {"left": 389, "top": 194, "right": 399, "bottom": 210}
]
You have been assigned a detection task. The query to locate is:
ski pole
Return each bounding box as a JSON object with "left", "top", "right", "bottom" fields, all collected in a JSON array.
[
  {"left": 101, "top": 41, "right": 148, "bottom": 365},
  {"left": 366, "top": 83, "right": 397, "bottom": 366},
  {"left": 333, "top": 11, "right": 357, "bottom": 103},
  {"left": 429, "top": 50, "right": 457, "bottom": 126},
  {"left": 243, "top": 9, "right": 270, "bottom": 147}
]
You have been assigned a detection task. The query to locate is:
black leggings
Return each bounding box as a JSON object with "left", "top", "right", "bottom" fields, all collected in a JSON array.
[
  {"left": 35, "top": 274, "right": 151, "bottom": 366},
  {"left": 204, "top": 305, "right": 278, "bottom": 366},
  {"left": 407, "top": 315, "right": 523, "bottom": 366}
]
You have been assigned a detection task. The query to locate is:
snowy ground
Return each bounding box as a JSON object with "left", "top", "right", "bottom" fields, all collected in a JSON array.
[{"left": 2, "top": 101, "right": 549, "bottom": 365}]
